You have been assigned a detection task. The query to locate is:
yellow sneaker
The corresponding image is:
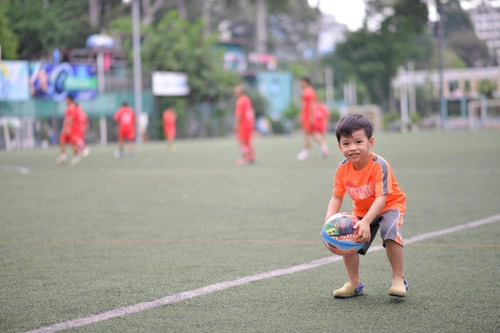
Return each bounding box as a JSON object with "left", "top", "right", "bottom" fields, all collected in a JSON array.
[
  {"left": 389, "top": 279, "right": 408, "bottom": 297},
  {"left": 333, "top": 282, "right": 364, "bottom": 298}
]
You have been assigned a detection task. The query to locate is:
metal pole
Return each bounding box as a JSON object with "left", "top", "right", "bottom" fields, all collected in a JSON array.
[
  {"left": 97, "top": 52, "right": 107, "bottom": 146},
  {"left": 325, "top": 67, "right": 333, "bottom": 102},
  {"left": 132, "top": 0, "right": 143, "bottom": 143},
  {"left": 436, "top": 0, "right": 446, "bottom": 128}
]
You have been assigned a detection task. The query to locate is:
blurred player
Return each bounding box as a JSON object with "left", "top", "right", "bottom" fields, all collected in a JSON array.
[
  {"left": 56, "top": 95, "right": 81, "bottom": 165},
  {"left": 113, "top": 101, "right": 136, "bottom": 158},
  {"left": 233, "top": 85, "right": 255, "bottom": 166},
  {"left": 162, "top": 107, "right": 177, "bottom": 151},
  {"left": 296, "top": 77, "right": 328, "bottom": 160},
  {"left": 76, "top": 103, "right": 90, "bottom": 158}
]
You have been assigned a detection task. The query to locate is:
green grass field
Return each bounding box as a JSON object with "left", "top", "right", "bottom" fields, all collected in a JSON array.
[{"left": 1, "top": 130, "right": 500, "bottom": 332}]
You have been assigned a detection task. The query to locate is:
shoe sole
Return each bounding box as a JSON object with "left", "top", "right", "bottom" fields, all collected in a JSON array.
[
  {"left": 333, "top": 291, "right": 364, "bottom": 299},
  {"left": 389, "top": 292, "right": 406, "bottom": 297}
]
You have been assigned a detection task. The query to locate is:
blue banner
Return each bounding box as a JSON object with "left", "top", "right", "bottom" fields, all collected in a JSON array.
[
  {"left": 0, "top": 61, "right": 30, "bottom": 101},
  {"left": 29, "top": 62, "right": 98, "bottom": 101}
]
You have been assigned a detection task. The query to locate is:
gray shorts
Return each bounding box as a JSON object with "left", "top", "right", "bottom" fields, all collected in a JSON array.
[{"left": 357, "top": 209, "right": 405, "bottom": 255}]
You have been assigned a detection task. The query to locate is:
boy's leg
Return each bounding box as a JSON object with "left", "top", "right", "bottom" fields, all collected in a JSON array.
[
  {"left": 379, "top": 210, "right": 407, "bottom": 296},
  {"left": 343, "top": 253, "right": 360, "bottom": 287},
  {"left": 386, "top": 240, "right": 404, "bottom": 281},
  {"left": 333, "top": 253, "right": 364, "bottom": 298}
]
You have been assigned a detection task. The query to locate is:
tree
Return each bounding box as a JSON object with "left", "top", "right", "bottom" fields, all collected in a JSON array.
[
  {"left": 0, "top": 1, "right": 18, "bottom": 59},
  {"left": 140, "top": 11, "right": 240, "bottom": 135},
  {"left": 7, "top": 0, "right": 93, "bottom": 59},
  {"left": 330, "top": 0, "right": 429, "bottom": 108},
  {"left": 447, "top": 31, "right": 489, "bottom": 67}
]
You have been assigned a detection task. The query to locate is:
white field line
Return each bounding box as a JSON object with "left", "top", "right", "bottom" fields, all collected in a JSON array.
[{"left": 26, "top": 214, "right": 500, "bottom": 333}]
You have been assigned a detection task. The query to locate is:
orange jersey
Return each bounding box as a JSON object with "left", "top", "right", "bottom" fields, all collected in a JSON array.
[
  {"left": 333, "top": 152, "right": 406, "bottom": 217},
  {"left": 114, "top": 106, "right": 136, "bottom": 131},
  {"left": 63, "top": 103, "right": 81, "bottom": 134},
  {"left": 235, "top": 95, "right": 255, "bottom": 131},
  {"left": 314, "top": 103, "right": 329, "bottom": 121},
  {"left": 301, "top": 86, "right": 316, "bottom": 121},
  {"left": 162, "top": 109, "right": 176, "bottom": 127}
]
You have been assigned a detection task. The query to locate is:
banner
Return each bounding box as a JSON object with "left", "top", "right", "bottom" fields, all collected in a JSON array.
[
  {"left": 152, "top": 71, "right": 190, "bottom": 96},
  {"left": 29, "top": 62, "right": 98, "bottom": 101},
  {"left": 0, "top": 61, "right": 30, "bottom": 101}
]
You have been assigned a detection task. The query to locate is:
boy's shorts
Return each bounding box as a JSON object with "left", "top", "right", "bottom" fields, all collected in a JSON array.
[{"left": 357, "top": 209, "right": 405, "bottom": 255}]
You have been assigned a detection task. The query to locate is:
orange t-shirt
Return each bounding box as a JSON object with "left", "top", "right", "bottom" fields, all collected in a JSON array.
[
  {"left": 301, "top": 86, "right": 316, "bottom": 122},
  {"left": 314, "top": 103, "right": 329, "bottom": 122},
  {"left": 64, "top": 103, "right": 80, "bottom": 135},
  {"left": 114, "top": 106, "right": 136, "bottom": 131},
  {"left": 163, "top": 110, "right": 176, "bottom": 128},
  {"left": 235, "top": 95, "right": 255, "bottom": 132},
  {"left": 333, "top": 152, "right": 406, "bottom": 217}
]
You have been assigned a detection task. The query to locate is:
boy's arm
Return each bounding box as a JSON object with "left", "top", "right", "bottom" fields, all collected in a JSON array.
[
  {"left": 356, "top": 195, "right": 387, "bottom": 242},
  {"left": 325, "top": 195, "right": 343, "bottom": 221}
]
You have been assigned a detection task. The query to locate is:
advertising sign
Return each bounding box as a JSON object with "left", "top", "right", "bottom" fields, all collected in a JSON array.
[
  {"left": 0, "top": 61, "right": 30, "bottom": 101},
  {"left": 29, "top": 62, "right": 98, "bottom": 101},
  {"left": 152, "top": 71, "right": 190, "bottom": 96}
]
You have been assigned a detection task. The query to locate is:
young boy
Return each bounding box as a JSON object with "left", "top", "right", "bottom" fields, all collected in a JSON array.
[
  {"left": 113, "top": 101, "right": 136, "bottom": 158},
  {"left": 296, "top": 78, "right": 328, "bottom": 160},
  {"left": 162, "top": 107, "right": 177, "bottom": 151},
  {"left": 56, "top": 95, "right": 81, "bottom": 165},
  {"left": 325, "top": 113, "right": 408, "bottom": 298},
  {"left": 233, "top": 85, "right": 255, "bottom": 166}
]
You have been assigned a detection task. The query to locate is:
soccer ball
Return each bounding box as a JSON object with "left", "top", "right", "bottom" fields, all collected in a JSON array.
[{"left": 321, "top": 213, "right": 363, "bottom": 256}]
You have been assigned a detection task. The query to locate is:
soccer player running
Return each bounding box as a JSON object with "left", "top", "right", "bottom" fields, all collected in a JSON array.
[
  {"left": 325, "top": 113, "right": 408, "bottom": 298},
  {"left": 113, "top": 101, "right": 136, "bottom": 158},
  {"left": 57, "top": 95, "right": 81, "bottom": 165},
  {"left": 233, "top": 85, "right": 255, "bottom": 166},
  {"left": 162, "top": 107, "right": 177, "bottom": 151},
  {"left": 296, "top": 77, "right": 328, "bottom": 161}
]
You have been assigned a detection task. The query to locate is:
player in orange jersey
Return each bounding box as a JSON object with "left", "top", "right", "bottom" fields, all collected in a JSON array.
[
  {"left": 162, "top": 107, "right": 177, "bottom": 151},
  {"left": 296, "top": 77, "right": 329, "bottom": 160},
  {"left": 113, "top": 101, "right": 136, "bottom": 158},
  {"left": 325, "top": 113, "right": 408, "bottom": 298},
  {"left": 56, "top": 95, "right": 81, "bottom": 165},
  {"left": 233, "top": 85, "right": 255, "bottom": 166}
]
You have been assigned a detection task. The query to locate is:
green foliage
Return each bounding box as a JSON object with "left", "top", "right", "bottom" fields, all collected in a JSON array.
[
  {"left": 382, "top": 110, "right": 400, "bottom": 131},
  {"left": 6, "top": 0, "right": 94, "bottom": 59},
  {"left": 141, "top": 11, "right": 239, "bottom": 106},
  {"left": 447, "top": 31, "right": 490, "bottom": 67},
  {"left": 0, "top": 1, "right": 18, "bottom": 59},
  {"left": 331, "top": 0, "right": 429, "bottom": 107},
  {"left": 441, "top": 0, "right": 475, "bottom": 38},
  {"left": 283, "top": 102, "right": 300, "bottom": 121},
  {"left": 478, "top": 79, "right": 497, "bottom": 99}
]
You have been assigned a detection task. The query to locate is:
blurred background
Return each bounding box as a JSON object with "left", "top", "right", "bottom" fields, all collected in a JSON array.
[{"left": 0, "top": 0, "right": 499, "bottom": 150}]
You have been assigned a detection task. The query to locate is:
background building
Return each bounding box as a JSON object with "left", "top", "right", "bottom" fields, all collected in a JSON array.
[{"left": 468, "top": 1, "right": 500, "bottom": 65}]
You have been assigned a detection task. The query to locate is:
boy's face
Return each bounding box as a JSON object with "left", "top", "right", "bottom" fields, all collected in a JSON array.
[{"left": 337, "top": 128, "right": 374, "bottom": 170}]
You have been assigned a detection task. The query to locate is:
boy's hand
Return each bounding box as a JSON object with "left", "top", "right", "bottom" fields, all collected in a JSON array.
[{"left": 354, "top": 220, "right": 371, "bottom": 243}]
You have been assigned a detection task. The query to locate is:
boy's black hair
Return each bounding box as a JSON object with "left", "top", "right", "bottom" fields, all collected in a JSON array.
[{"left": 335, "top": 113, "right": 373, "bottom": 142}]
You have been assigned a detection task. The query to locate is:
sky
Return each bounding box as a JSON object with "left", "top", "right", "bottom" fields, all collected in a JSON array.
[{"left": 309, "top": 0, "right": 500, "bottom": 32}]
